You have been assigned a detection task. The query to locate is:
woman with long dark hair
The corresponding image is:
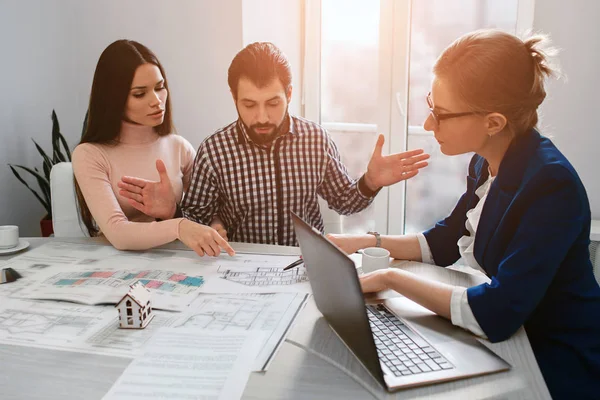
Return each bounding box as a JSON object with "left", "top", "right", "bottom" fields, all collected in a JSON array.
[{"left": 73, "top": 40, "right": 233, "bottom": 257}]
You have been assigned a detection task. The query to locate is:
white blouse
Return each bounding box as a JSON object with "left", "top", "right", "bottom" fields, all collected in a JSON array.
[{"left": 416, "top": 172, "right": 496, "bottom": 338}]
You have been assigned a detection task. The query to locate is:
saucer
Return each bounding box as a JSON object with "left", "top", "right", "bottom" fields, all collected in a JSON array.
[{"left": 0, "top": 240, "right": 30, "bottom": 255}]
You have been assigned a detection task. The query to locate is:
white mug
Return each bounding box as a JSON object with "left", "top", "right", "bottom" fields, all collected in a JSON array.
[
  {"left": 0, "top": 225, "right": 19, "bottom": 249},
  {"left": 360, "top": 247, "right": 390, "bottom": 274}
]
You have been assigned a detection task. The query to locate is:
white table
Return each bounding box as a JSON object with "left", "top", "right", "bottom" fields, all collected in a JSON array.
[{"left": 0, "top": 238, "right": 551, "bottom": 399}]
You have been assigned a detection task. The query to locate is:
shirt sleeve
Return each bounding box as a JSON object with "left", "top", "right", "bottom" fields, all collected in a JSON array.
[
  {"left": 181, "top": 140, "right": 219, "bottom": 225},
  {"left": 416, "top": 233, "right": 435, "bottom": 264},
  {"left": 72, "top": 144, "right": 182, "bottom": 251},
  {"left": 317, "top": 132, "right": 377, "bottom": 215},
  {"left": 450, "top": 287, "right": 487, "bottom": 338}
]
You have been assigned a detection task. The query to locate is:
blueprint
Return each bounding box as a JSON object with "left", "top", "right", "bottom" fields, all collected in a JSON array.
[
  {"left": 0, "top": 298, "right": 115, "bottom": 350},
  {"left": 219, "top": 265, "right": 308, "bottom": 286},
  {"left": 0, "top": 242, "right": 310, "bottom": 368},
  {"left": 14, "top": 266, "right": 206, "bottom": 311},
  {"left": 85, "top": 311, "right": 181, "bottom": 357},
  {"left": 174, "top": 292, "right": 309, "bottom": 370}
]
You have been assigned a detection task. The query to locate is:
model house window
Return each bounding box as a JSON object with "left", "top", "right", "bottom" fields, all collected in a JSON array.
[{"left": 305, "top": 0, "right": 533, "bottom": 234}]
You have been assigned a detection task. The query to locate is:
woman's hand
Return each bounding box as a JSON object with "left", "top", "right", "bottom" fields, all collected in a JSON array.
[
  {"left": 359, "top": 269, "right": 391, "bottom": 293},
  {"left": 118, "top": 159, "right": 177, "bottom": 220},
  {"left": 178, "top": 219, "right": 235, "bottom": 257},
  {"left": 326, "top": 233, "right": 374, "bottom": 254}
]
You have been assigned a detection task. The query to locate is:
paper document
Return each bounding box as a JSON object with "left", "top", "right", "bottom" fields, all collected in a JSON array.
[
  {"left": 14, "top": 265, "right": 206, "bottom": 311},
  {"left": 103, "top": 328, "right": 264, "bottom": 400},
  {"left": 175, "top": 292, "right": 309, "bottom": 370},
  {"left": 199, "top": 253, "right": 313, "bottom": 294}
]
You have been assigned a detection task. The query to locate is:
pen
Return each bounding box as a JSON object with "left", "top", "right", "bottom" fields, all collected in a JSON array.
[{"left": 283, "top": 257, "right": 304, "bottom": 271}]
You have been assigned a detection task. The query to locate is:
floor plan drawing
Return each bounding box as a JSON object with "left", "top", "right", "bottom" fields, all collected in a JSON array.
[
  {"left": 174, "top": 293, "right": 309, "bottom": 370},
  {"left": 0, "top": 299, "right": 115, "bottom": 348},
  {"left": 86, "top": 312, "right": 180, "bottom": 357},
  {"left": 218, "top": 266, "right": 308, "bottom": 287},
  {"left": 0, "top": 309, "right": 97, "bottom": 336}
]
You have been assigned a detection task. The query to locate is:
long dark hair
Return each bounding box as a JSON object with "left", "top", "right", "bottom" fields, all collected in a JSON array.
[{"left": 76, "top": 40, "right": 173, "bottom": 236}]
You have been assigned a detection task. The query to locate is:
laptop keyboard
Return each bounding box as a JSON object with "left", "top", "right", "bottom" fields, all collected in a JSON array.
[{"left": 366, "top": 304, "right": 454, "bottom": 377}]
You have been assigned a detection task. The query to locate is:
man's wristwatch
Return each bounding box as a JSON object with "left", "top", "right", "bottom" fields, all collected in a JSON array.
[{"left": 367, "top": 231, "right": 381, "bottom": 247}]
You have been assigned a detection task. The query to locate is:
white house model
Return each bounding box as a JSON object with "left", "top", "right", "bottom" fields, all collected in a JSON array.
[{"left": 116, "top": 281, "right": 154, "bottom": 329}]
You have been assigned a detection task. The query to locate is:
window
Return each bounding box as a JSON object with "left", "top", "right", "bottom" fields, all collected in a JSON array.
[
  {"left": 305, "top": 0, "right": 385, "bottom": 234},
  {"left": 405, "top": 0, "right": 521, "bottom": 234},
  {"left": 126, "top": 307, "right": 132, "bottom": 316},
  {"left": 305, "top": 0, "right": 533, "bottom": 234}
]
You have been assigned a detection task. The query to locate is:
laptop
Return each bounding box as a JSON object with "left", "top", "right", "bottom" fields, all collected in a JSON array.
[{"left": 291, "top": 212, "right": 510, "bottom": 391}]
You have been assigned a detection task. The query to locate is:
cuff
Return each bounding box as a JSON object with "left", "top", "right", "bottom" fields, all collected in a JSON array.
[
  {"left": 357, "top": 174, "right": 382, "bottom": 198},
  {"left": 450, "top": 286, "right": 487, "bottom": 338},
  {"left": 416, "top": 233, "right": 435, "bottom": 264}
]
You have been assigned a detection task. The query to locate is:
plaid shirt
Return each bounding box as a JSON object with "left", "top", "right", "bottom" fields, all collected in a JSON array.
[{"left": 181, "top": 115, "right": 377, "bottom": 246}]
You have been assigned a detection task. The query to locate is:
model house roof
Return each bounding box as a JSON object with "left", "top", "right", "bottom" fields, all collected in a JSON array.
[{"left": 115, "top": 281, "right": 151, "bottom": 308}]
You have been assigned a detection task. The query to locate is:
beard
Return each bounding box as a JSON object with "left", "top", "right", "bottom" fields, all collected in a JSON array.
[{"left": 239, "top": 107, "right": 289, "bottom": 145}]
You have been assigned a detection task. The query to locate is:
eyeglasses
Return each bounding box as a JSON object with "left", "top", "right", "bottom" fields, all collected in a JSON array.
[{"left": 427, "top": 92, "right": 478, "bottom": 127}]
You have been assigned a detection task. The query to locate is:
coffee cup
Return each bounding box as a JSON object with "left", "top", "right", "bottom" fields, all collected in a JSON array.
[
  {"left": 360, "top": 247, "right": 391, "bottom": 274},
  {"left": 0, "top": 225, "right": 19, "bottom": 249}
]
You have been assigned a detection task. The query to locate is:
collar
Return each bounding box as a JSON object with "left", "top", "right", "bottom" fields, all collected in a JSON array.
[{"left": 473, "top": 129, "right": 542, "bottom": 195}]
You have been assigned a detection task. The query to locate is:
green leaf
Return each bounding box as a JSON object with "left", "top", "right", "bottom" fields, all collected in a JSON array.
[
  {"left": 12, "top": 164, "right": 51, "bottom": 208},
  {"left": 51, "top": 110, "right": 61, "bottom": 163},
  {"left": 9, "top": 165, "right": 50, "bottom": 215},
  {"left": 58, "top": 131, "right": 71, "bottom": 161},
  {"left": 9, "top": 164, "right": 49, "bottom": 187},
  {"left": 32, "top": 139, "right": 54, "bottom": 180}
]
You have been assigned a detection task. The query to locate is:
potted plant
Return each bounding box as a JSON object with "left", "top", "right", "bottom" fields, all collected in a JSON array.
[{"left": 8, "top": 110, "right": 85, "bottom": 237}]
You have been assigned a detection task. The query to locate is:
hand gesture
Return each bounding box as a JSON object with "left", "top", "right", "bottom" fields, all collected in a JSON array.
[
  {"left": 363, "top": 134, "right": 430, "bottom": 191},
  {"left": 118, "top": 159, "right": 177, "bottom": 220},
  {"left": 179, "top": 219, "right": 235, "bottom": 257}
]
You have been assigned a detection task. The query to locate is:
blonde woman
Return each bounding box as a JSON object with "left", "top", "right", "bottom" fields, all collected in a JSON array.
[{"left": 329, "top": 30, "right": 600, "bottom": 399}]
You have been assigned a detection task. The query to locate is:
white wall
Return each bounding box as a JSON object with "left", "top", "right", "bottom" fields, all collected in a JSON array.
[
  {"left": 242, "top": 0, "right": 303, "bottom": 116},
  {"left": 533, "top": 0, "right": 600, "bottom": 219},
  {"left": 0, "top": 0, "right": 243, "bottom": 235}
]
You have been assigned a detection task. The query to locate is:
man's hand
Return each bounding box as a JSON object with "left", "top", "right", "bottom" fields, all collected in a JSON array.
[
  {"left": 363, "top": 134, "right": 430, "bottom": 191},
  {"left": 210, "top": 216, "right": 228, "bottom": 240},
  {"left": 118, "top": 159, "right": 177, "bottom": 220},
  {"left": 178, "top": 219, "right": 235, "bottom": 257}
]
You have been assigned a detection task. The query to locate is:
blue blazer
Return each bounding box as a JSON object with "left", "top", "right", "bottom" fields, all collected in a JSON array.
[{"left": 423, "top": 130, "right": 600, "bottom": 399}]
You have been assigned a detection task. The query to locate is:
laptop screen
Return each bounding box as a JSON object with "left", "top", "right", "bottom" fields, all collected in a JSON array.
[{"left": 291, "top": 212, "right": 385, "bottom": 385}]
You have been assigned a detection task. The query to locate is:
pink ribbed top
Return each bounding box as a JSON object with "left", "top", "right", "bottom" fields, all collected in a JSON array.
[{"left": 72, "top": 121, "right": 196, "bottom": 250}]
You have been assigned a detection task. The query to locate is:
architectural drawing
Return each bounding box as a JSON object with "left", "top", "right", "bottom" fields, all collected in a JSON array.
[
  {"left": 86, "top": 312, "right": 179, "bottom": 356},
  {"left": 0, "top": 299, "right": 114, "bottom": 348},
  {"left": 0, "top": 309, "right": 97, "bottom": 336},
  {"left": 37, "top": 269, "right": 204, "bottom": 294},
  {"left": 218, "top": 266, "right": 308, "bottom": 287},
  {"left": 174, "top": 293, "right": 309, "bottom": 370}
]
